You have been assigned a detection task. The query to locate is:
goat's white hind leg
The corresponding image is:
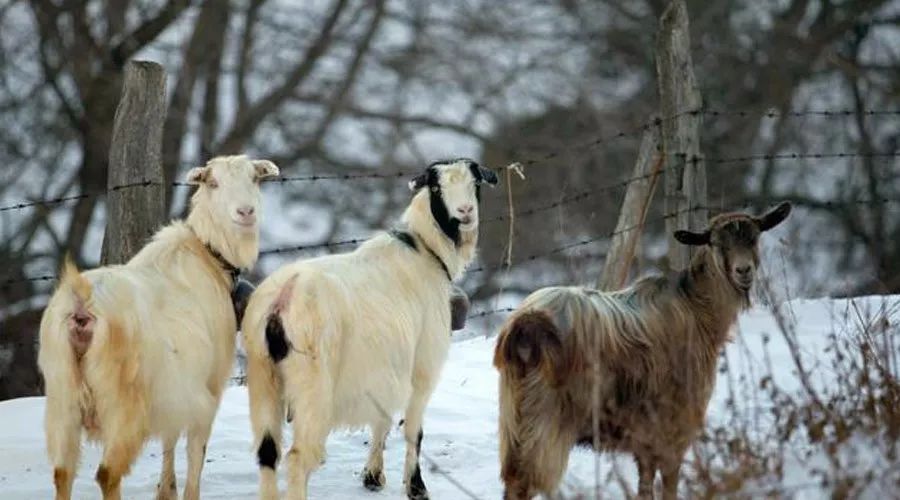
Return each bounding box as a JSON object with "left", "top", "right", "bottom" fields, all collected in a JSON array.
[
  {"left": 284, "top": 411, "right": 328, "bottom": 500},
  {"left": 362, "top": 417, "right": 392, "bottom": 491},
  {"left": 283, "top": 360, "right": 331, "bottom": 500},
  {"left": 155, "top": 433, "right": 178, "bottom": 500},
  {"left": 182, "top": 419, "right": 213, "bottom": 500},
  {"left": 45, "top": 392, "right": 81, "bottom": 500},
  {"left": 96, "top": 432, "right": 145, "bottom": 500},
  {"left": 247, "top": 353, "right": 284, "bottom": 500},
  {"left": 402, "top": 381, "right": 436, "bottom": 500}
]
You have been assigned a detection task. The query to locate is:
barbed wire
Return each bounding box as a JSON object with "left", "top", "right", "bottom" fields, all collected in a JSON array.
[
  {"left": 6, "top": 197, "right": 900, "bottom": 290},
  {"left": 259, "top": 237, "right": 370, "bottom": 256},
  {"left": 703, "top": 151, "right": 899, "bottom": 164},
  {"left": 0, "top": 180, "right": 163, "bottom": 213},
  {"left": 699, "top": 108, "right": 900, "bottom": 118},
  {"left": 2, "top": 100, "right": 896, "bottom": 214}
]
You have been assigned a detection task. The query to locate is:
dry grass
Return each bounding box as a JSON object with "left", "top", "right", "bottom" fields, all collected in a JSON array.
[{"left": 681, "top": 283, "right": 900, "bottom": 499}]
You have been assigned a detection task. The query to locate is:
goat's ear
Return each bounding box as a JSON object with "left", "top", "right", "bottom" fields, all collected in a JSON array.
[
  {"left": 252, "top": 160, "right": 280, "bottom": 180},
  {"left": 755, "top": 201, "right": 792, "bottom": 232},
  {"left": 469, "top": 163, "right": 499, "bottom": 186},
  {"left": 186, "top": 166, "right": 209, "bottom": 185},
  {"left": 408, "top": 173, "right": 428, "bottom": 192},
  {"left": 674, "top": 229, "right": 710, "bottom": 246}
]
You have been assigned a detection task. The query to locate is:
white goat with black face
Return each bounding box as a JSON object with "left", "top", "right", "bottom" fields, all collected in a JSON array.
[
  {"left": 241, "top": 158, "right": 497, "bottom": 500},
  {"left": 38, "top": 155, "right": 278, "bottom": 500}
]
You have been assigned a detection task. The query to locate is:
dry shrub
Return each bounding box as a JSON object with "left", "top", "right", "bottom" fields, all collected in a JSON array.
[{"left": 684, "top": 282, "right": 900, "bottom": 499}]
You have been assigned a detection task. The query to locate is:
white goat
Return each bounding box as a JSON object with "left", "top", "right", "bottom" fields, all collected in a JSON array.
[
  {"left": 38, "top": 155, "right": 278, "bottom": 500},
  {"left": 242, "top": 158, "right": 497, "bottom": 500}
]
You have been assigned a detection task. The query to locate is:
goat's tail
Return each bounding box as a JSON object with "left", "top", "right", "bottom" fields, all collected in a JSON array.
[
  {"left": 493, "top": 309, "right": 568, "bottom": 386},
  {"left": 57, "top": 257, "right": 96, "bottom": 359}
]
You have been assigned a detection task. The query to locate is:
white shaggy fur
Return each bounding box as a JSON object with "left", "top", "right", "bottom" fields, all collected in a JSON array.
[
  {"left": 242, "top": 159, "right": 493, "bottom": 500},
  {"left": 38, "top": 155, "right": 278, "bottom": 500}
]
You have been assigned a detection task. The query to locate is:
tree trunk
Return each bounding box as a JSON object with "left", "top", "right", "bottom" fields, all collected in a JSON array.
[
  {"left": 100, "top": 61, "right": 167, "bottom": 265},
  {"left": 656, "top": 0, "right": 706, "bottom": 271},
  {"left": 598, "top": 124, "right": 663, "bottom": 290}
]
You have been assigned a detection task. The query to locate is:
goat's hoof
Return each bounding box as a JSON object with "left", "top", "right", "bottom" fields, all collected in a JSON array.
[
  {"left": 407, "top": 466, "right": 428, "bottom": 500},
  {"left": 407, "top": 487, "right": 429, "bottom": 500},
  {"left": 363, "top": 468, "right": 385, "bottom": 491},
  {"left": 154, "top": 479, "right": 176, "bottom": 500}
]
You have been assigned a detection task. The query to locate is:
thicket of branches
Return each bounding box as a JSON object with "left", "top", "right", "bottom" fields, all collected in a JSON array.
[{"left": 0, "top": 0, "right": 898, "bottom": 399}]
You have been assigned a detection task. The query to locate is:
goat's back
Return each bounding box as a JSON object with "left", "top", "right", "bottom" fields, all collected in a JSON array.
[{"left": 242, "top": 233, "right": 453, "bottom": 427}]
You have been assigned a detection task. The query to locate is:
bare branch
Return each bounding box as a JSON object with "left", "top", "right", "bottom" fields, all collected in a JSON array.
[{"left": 215, "top": 0, "right": 349, "bottom": 154}]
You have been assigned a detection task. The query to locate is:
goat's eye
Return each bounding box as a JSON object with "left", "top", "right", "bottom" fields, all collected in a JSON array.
[
  {"left": 208, "top": 178, "right": 219, "bottom": 189},
  {"left": 430, "top": 186, "right": 439, "bottom": 193}
]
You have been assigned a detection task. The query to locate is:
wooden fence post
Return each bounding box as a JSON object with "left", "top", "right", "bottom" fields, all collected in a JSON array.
[
  {"left": 598, "top": 124, "right": 663, "bottom": 290},
  {"left": 100, "top": 61, "right": 167, "bottom": 265},
  {"left": 656, "top": 0, "right": 706, "bottom": 271}
]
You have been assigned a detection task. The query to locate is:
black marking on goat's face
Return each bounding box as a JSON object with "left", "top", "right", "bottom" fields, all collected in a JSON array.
[
  {"left": 265, "top": 314, "right": 290, "bottom": 362},
  {"left": 409, "top": 158, "right": 486, "bottom": 246},
  {"left": 427, "top": 165, "right": 462, "bottom": 245},
  {"left": 257, "top": 433, "right": 278, "bottom": 469}
]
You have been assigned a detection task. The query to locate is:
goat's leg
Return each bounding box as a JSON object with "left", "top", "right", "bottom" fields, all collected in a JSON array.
[
  {"left": 182, "top": 419, "right": 213, "bottom": 500},
  {"left": 402, "top": 380, "right": 437, "bottom": 500},
  {"left": 282, "top": 360, "right": 330, "bottom": 500},
  {"left": 284, "top": 412, "right": 328, "bottom": 500},
  {"left": 155, "top": 433, "right": 178, "bottom": 500},
  {"left": 45, "top": 393, "right": 81, "bottom": 500},
  {"left": 635, "top": 454, "right": 657, "bottom": 499},
  {"left": 247, "top": 354, "right": 284, "bottom": 500},
  {"left": 96, "top": 433, "right": 144, "bottom": 500},
  {"left": 660, "top": 460, "right": 681, "bottom": 500},
  {"left": 362, "top": 416, "right": 391, "bottom": 491}
]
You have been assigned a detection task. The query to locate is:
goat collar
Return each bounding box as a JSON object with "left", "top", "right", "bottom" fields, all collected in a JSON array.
[
  {"left": 206, "top": 244, "right": 241, "bottom": 286},
  {"left": 391, "top": 229, "right": 452, "bottom": 282},
  {"left": 188, "top": 225, "right": 242, "bottom": 287}
]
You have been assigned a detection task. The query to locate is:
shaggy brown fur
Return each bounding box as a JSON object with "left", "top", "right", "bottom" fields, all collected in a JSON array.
[{"left": 494, "top": 203, "right": 791, "bottom": 499}]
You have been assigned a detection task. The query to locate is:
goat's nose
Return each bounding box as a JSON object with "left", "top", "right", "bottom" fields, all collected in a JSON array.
[
  {"left": 735, "top": 264, "right": 752, "bottom": 276},
  {"left": 237, "top": 206, "right": 255, "bottom": 217},
  {"left": 457, "top": 204, "right": 474, "bottom": 215}
]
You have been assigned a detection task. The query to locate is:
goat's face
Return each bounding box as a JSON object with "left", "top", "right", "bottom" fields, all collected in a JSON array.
[
  {"left": 186, "top": 155, "right": 279, "bottom": 233},
  {"left": 409, "top": 158, "right": 498, "bottom": 237},
  {"left": 674, "top": 202, "right": 792, "bottom": 291}
]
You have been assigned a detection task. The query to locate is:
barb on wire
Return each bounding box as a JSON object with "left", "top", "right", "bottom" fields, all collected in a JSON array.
[
  {"left": 482, "top": 162, "right": 675, "bottom": 225},
  {"left": 0, "top": 180, "right": 162, "bottom": 213},
  {"left": 259, "top": 237, "right": 370, "bottom": 256},
  {"left": 269, "top": 171, "right": 416, "bottom": 183},
  {"left": 700, "top": 108, "right": 900, "bottom": 118},
  {"left": 466, "top": 307, "right": 517, "bottom": 320},
  {"left": 703, "top": 151, "right": 900, "bottom": 164},
  {"left": 0, "top": 170, "right": 417, "bottom": 214},
  {"left": 0, "top": 274, "right": 57, "bottom": 289}
]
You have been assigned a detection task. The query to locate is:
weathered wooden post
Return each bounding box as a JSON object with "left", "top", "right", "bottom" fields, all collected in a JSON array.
[
  {"left": 100, "top": 61, "right": 167, "bottom": 265},
  {"left": 656, "top": 0, "right": 706, "bottom": 270},
  {"left": 598, "top": 124, "right": 663, "bottom": 290}
]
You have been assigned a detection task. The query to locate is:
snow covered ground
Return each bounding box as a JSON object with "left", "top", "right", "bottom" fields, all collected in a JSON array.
[{"left": 0, "top": 295, "right": 896, "bottom": 499}]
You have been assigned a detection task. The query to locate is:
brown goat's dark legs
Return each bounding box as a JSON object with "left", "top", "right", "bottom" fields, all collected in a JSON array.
[
  {"left": 660, "top": 460, "right": 681, "bottom": 500},
  {"left": 636, "top": 455, "right": 656, "bottom": 499}
]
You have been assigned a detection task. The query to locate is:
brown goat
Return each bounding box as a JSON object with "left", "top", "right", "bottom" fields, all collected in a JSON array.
[{"left": 493, "top": 202, "right": 791, "bottom": 499}]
